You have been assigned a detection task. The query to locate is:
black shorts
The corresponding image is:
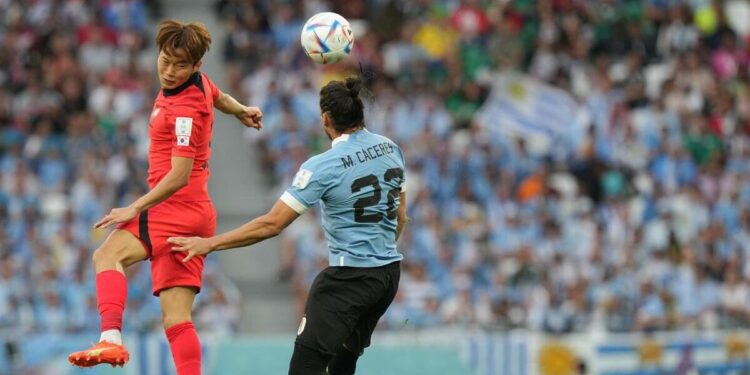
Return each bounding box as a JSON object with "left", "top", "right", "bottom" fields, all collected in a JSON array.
[{"left": 295, "top": 261, "right": 400, "bottom": 356}]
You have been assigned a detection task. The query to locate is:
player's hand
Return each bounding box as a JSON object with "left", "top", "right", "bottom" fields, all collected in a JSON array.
[
  {"left": 94, "top": 206, "right": 139, "bottom": 229},
  {"left": 235, "top": 106, "right": 263, "bottom": 130},
  {"left": 168, "top": 236, "right": 214, "bottom": 262}
]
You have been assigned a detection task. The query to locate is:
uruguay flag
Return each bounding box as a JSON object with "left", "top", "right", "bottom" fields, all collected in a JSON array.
[{"left": 475, "top": 73, "right": 582, "bottom": 154}]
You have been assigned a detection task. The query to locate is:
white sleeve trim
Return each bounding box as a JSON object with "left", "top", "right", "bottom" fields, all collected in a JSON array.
[{"left": 280, "top": 191, "right": 309, "bottom": 214}]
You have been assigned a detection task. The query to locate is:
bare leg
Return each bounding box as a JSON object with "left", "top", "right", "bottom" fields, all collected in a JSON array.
[{"left": 160, "top": 286, "right": 201, "bottom": 375}]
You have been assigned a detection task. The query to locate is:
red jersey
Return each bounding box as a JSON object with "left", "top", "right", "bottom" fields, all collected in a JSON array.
[{"left": 148, "top": 72, "right": 219, "bottom": 202}]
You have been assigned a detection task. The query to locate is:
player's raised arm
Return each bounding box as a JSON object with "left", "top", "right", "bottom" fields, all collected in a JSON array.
[
  {"left": 169, "top": 151, "right": 329, "bottom": 260},
  {"left": 95, "top": 156, "right": 194, "bottom": 229},
  {"left": 213, "top": 89, "right": 263, "bottom": 130},
  {"left": 168, "top": 198, "right": 300, "bottom": 262},
  {"left": 128, "top": 156, "right": 193, "bottom": 211}
]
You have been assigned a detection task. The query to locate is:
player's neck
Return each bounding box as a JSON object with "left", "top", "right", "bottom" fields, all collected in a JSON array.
[{"left": 338, "top": 125, "right": 365, "bottom": 137}]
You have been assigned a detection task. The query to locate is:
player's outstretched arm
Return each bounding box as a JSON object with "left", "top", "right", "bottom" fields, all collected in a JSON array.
[
  {"left": 168, "top": 199, "right": 300, "bottom": 262},
  {"left": 95, "top": 156, "right": 193, "bottom": 229},
  {"left": 214, "top": 89, "right": 263, "bottom": 130}
]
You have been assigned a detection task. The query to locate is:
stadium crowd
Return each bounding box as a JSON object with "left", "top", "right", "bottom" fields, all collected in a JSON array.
[
  {"left": 0, "top": 0, "right": 240, "bottom": 345},
  {"left": 220, "top": 0, "right": 750, "bottom": 333}
]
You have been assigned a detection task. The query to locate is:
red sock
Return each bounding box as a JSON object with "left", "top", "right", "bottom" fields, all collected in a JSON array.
[
  {"left": 166, "top": 321, "right": 201, "bottom": 375},
  {"left": 96, "top": 270, "right": 128, "bottom": 332}
]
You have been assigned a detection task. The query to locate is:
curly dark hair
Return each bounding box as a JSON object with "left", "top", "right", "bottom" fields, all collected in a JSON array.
[{"left": 319, "top": 77, "right": 365, "bottom": 133}]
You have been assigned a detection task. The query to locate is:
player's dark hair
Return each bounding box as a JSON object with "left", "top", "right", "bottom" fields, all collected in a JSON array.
[
  {"left": 320, "top": 77, "right": 365, "bottom": 133},
  {"left": 156, "top": 20, "right": 211, "bottom": 64}
]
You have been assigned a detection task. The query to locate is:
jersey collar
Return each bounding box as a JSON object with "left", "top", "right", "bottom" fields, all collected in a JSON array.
[
  {"left": 163, "top": 72, "right": 201, "bottom": 97},
  {"left": 331, "top": 133, "right": 350, "bottom": 147}
]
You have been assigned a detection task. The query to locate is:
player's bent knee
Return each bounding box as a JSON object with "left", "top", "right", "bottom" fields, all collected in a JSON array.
[
  {"left": 91, "top": 246, "right": 106, "bottom": 266},
  {"left": 92, "top": 245, "right": 128, "bottom": 270},
  {"left": 93, "top": 231, "right": 147, "bottom": 271},
  {"left": 92, "top": 246, "right": 121, "bottom": 270}
]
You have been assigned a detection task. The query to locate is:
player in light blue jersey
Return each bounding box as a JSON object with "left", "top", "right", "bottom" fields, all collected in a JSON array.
[
  {"left": 168, "top": 77, "right": 406, "bottom": 375},
  {"left": 280, "top": 116, "right": 405, "bottom": 268}
]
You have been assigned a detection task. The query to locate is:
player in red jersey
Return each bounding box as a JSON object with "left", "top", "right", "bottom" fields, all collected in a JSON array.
[{"left": 68, "top": 20, "right": 262, "bottom": 374}]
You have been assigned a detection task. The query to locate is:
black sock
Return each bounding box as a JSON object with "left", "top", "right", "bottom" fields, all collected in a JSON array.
[
  {"left": 288, "top": 343, "right": 331, "bottom": 375},
  {"left": 327, "top": 345, "right": 359, "bottom": 375}
]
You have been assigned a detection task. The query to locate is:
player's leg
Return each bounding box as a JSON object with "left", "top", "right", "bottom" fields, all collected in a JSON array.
[
  {"left": 150, "top": 201, "right": 213, "bottom": 375},
  {"left": 326, "top": 345, "right": 359, "bottom": 375},
  {"left": 288, "top": 268, "right": 359, "bottom": 375},
  {"left": 92, "top": 230, "right": 149, "bottom": 342},
  {"left": 69, "top": 229, "right": 148, "bottom": 367},
  {"left": 288, "top": 343, "right": 332, "bottom": 375},
  {"left": 287, "top": 291, "right": 335, "bottom": 374},
  {"left": 327, "top": 262, "right": 401, "bottom": 375},
  {"left": 289, "top": 265, "right": 394, "bottom": 375},
  {"left": 160, "top": 286, "right": 201, "bottom": 375}
]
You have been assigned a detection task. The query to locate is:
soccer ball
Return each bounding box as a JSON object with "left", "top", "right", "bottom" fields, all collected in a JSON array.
[{"left": 301, "top": 12, "right": 353, "bottom": 64}]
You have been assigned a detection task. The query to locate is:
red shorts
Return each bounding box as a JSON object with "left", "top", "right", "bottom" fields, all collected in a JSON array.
[{"left": 117, "top": 199, "right": 216, "bottom": 296}]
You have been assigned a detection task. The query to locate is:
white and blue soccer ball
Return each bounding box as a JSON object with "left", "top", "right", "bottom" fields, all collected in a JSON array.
[{"left": 301, "top": 12, "right": 354, "bottom": 64}]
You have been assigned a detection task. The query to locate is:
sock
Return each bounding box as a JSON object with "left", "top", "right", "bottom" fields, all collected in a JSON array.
[
  {"left": 165, "top": 321, "right": 201, "bottom": 375},
  {"left": 96, "top": 270, "right": 127, "bottom": 343},
  {"left": 100, "top": 329, "right": 123, "bottom": 346}
]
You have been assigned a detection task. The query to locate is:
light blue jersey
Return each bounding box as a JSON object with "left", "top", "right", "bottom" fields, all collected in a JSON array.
[{"left": 281, "top": 129, "right": 405, "bottom": 267}]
